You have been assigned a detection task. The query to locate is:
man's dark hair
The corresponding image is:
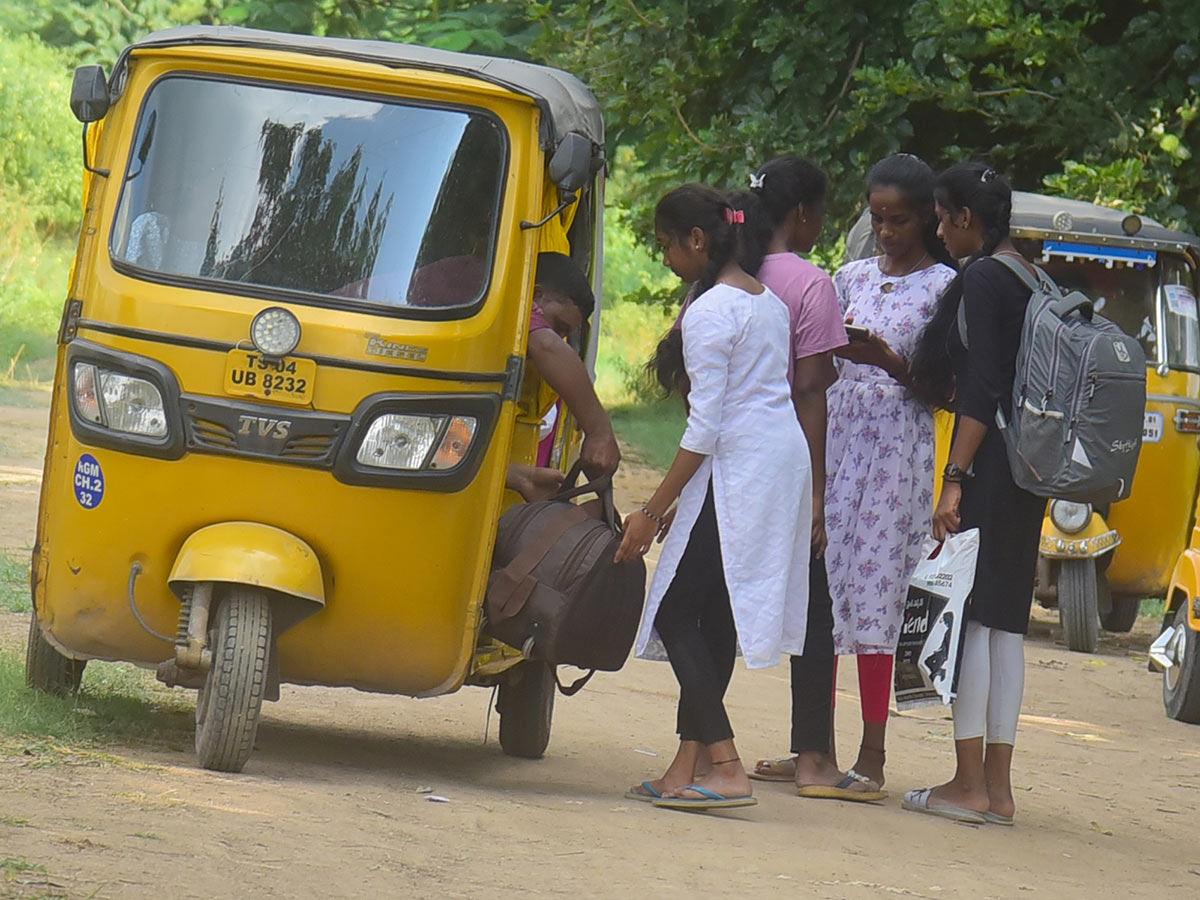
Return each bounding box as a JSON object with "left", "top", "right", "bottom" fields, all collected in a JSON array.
[{"left": 535, "top": 252, "right": 594, "bottom": 318}]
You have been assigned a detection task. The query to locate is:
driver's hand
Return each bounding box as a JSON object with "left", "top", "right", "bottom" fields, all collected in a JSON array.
[{"left": 580, "top": 430, "right": 621, "bottom": 479}]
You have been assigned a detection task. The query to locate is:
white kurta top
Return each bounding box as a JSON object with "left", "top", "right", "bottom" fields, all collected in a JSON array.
[{"left": 634, "top": 283, "right": 812, "bottom": 669}]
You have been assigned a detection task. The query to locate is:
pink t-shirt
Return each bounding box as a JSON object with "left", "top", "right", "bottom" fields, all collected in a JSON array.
[
  {"left": 529, "top": 304, "right": 553, "bottom": 334},
  {"left": 756, "top": 252, "right": 847, "bottom": 386}
]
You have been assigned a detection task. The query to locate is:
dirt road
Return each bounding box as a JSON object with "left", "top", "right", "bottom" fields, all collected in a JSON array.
[{"left": 2, "top": 394, "right": 1198, "bottom": 899}]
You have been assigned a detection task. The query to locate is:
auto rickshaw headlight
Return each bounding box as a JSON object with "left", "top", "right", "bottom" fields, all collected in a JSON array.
[
  {"left": 1049, "top": 499, "right": 1091, "bottom": 534},
  {"left": 72, "top": 362, "right": 168, "bottom": 437},
  {"left": 250, "top": 307, "right": 301, "bottom": 357},
  {"left": 357, "top": 413, "right": 446, "bottom": 470}
]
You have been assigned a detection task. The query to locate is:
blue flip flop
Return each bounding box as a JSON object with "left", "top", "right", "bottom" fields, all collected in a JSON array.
[
  {"left": 624, "top": 780, "right": 662, "bottom": 803},
  {"left": 652, "top": 784, "right": 757, "bottom": 810}
]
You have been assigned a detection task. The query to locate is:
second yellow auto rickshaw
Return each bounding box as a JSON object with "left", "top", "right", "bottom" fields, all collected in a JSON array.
[
  {"left": 848, "top": 192, "right": 1200, "bottom": 653},
  {"left": 26, "top": 26, "right": 611, "bottom": 771}
]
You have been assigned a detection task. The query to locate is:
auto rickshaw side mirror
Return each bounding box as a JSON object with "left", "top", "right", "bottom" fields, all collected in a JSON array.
[
  {"left": 70, "top": 65, "right": 110, "bottom": 123},
  {"left": 548, "top": 132, "right": 594, "bottom": 194},
  {"left": 520, "top": 133, "right": 598, "bottom": 231}
]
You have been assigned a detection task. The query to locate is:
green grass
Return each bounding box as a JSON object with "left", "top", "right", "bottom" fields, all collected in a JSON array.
[
  {"left": 0, "top": 648, "right": 194, "bottom": 756},
  {"left": 1, "top": 552, "right": 32, "bottom": 614},
  {"left": 1139, "top": 597, "right": 1166, "bottom": 620},
  {"left": 610, "top": 399, "right": 687, "bottom": 473},
  {"left": 0, "top": 211, "right": 73, "bottom": 385},
  {"left": 595, "top": 299, "right": 686, "bottom": 472}
]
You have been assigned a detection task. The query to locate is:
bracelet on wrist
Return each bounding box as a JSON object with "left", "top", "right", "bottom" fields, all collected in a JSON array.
[
  {"left": 943, "top": 462, "right": 972, "bottom": 483},
  {"left": 638, "top": 504, "right": 667, "bottom": 529}
]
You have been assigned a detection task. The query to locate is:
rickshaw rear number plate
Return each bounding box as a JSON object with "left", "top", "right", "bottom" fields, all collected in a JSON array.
[
  {"left": 223, "top": 351, "right": 316, "bottom": 406},
  {"left": 1143, "top": 411, "right": 1163, "bottom": 444}
]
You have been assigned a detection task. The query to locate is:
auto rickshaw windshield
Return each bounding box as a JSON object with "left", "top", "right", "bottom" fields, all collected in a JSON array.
[
  {"left": 110, "top": 75, "right": 507, "bottom": 314},
  {"left": 1014, "top": 239, "right": 1200, "bottom": 370}
]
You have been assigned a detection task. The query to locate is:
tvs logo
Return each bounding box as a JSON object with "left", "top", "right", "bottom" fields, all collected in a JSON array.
[
  {"left": 1113, "top": 340, "right": 1131, "bottom": 363},
  {"left": 237, "top": 416, "right": 292, "bottom": 440}
]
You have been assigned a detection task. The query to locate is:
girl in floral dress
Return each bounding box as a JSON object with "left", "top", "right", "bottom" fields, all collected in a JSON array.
[{"left": 822, "top": 155, "right": 956, "bottom": 787}]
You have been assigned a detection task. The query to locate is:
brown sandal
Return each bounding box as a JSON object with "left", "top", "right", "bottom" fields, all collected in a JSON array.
[{"left": 748, "top": 755, "right": 797, "bottom": 782}]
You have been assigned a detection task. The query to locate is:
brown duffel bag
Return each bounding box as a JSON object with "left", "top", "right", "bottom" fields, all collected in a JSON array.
[{"left": 485, "top": 465, "right": 646, "bottom": 681}]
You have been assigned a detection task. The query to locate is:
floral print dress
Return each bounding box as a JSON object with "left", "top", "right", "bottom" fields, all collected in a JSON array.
[{"left": 825, "top": 258, "right": 956, "bottom": 655}]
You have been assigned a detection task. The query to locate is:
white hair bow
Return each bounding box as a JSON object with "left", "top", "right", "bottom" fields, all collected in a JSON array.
[{"left": 749, "top": 173, "right": 765, "bottom": 189}]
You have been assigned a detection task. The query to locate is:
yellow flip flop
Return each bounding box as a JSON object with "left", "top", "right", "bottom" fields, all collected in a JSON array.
[
  {"left": 797, "top": 773, "right": 887, "bottom": 803},
  {"left": 653, "top": 785, "right": 758, "bottom": 810}
]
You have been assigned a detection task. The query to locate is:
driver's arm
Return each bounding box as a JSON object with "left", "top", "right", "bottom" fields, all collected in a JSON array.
[{"left": 526, "top": 330, "right": 620, "bottom": 478}]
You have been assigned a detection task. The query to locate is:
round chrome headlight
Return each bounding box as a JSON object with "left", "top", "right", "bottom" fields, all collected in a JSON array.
[
  {"left": 1052, "top": 210, "right": 1074, "bottom": 231},
  {"left": 250, "top": 307, "right": 301, "bottom": 357},
  {"left": 1049, "top": 499, "right": 1091, "bottom": 534}
]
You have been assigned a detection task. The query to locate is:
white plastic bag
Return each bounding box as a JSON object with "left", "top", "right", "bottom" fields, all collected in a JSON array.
[{"left": 893, "top": 529, "right": 980, "bottom": 711}]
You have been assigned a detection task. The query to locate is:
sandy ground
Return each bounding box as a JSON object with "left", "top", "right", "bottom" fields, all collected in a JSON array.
[{"left": 1, "top": 393, "right": 1199, "bottom": 900}]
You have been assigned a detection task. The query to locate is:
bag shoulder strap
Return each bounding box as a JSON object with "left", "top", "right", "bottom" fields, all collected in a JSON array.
[
  {"left": 555, "top": 668, "right": 595, "bottom": 696},
  {"left": 990, "top": 251, "right": 1051, "bottom": 294},
  {"left": 956, "top": 296, "right": 969, "bottom": 350},
  {"left": 488, "top": 503, "right": 591, "bottom": 622},
  {"left": 957, "top": 253, "right": 1055, "bottom": 349}
]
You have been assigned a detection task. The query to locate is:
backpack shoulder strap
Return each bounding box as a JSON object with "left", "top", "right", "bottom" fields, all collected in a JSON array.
[
  {"left": 956, "top": 296, "right": 969, "bottom": 350},
  {"left": 989, "top": 252, "right": 1049, "bottom": 294}
]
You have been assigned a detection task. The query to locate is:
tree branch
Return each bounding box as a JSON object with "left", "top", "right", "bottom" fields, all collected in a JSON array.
[
  {"left": 624, "top": 0, "right": 653, "bottom": 27},
  {"left": 674, "top": 104, "right": 719, "bottom": 153},
  {"left": 822, "top": 39, "right": 865, "bottom": 129},
  {"left": 975, "top": 87, "right": 1058, "bottom": 101}
]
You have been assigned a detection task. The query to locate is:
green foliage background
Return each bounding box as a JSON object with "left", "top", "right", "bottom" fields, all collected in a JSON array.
[{"left": 0, "top": 0, "right": 1197, "bottom": 381}]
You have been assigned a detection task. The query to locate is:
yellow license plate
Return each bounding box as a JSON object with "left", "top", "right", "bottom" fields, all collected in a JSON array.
[{"left": 223, "top": 350, "right": 316, "bottom": 406}]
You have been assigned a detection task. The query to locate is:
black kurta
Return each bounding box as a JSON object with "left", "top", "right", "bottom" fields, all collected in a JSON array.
[{"left": 950, "top": 256, "right": 1047, "bottom": 634}]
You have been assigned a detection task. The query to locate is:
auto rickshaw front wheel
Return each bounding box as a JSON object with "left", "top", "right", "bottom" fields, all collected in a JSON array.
[
  {"left": 1058, "top": 559, "right": 1100, "bottom": 653},
  {"left": 497, "top": 660, "right": 555, "bottom": 759},
  {"left": 195, "top": 586, "right": 272, "bottom": 773},
  {"left": 25, "top": 615, "right": 86, "bottom": 695},
  {"left": 1162, "top": 605, "right": 1200, "bottom": 724}
]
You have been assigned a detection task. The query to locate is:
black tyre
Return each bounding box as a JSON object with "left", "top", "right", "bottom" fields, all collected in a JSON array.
[
  {"left": 497, "top": 661, "right": 555, "bottom": 759},
  {"left": 1163, "top": 605, "right": 1200, "bottom": 724},
  {"left": 195, "top": 586, "right": 272, "bottom": 773},
  {"left": 1099, "top": 582, "right": 1139, "bottom": 634},
  {"left": 1058, "top": 559, "right": 1099, "bottom": 653},
  {"left": 25, "top": 614, "right": 85, "bottom": 695}
]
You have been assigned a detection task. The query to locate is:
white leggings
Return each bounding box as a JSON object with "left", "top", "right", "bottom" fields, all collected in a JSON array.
[{"left": 951, "top": 620, "right": 1025, "bottom": 745}]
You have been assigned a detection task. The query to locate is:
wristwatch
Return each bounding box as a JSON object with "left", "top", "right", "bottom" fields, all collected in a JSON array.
[{"left": 943, "top": 462, "right": 973, "bottom": 483}]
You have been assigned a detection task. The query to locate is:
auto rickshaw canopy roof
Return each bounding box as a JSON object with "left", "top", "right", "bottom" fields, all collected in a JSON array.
[
  {"left": 1011, "top": 191, "right": 1200, "bottom": 251},
  {"left": 115, "top": 26, "right": 604, "bottom": 151},
  {"left": 846, "top": 189, "right": 1200, "bottom": 261}
]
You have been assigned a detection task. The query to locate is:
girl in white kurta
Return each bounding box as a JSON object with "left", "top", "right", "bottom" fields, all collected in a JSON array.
[{"left": 615, "top": 184, "right": 811, "bottom": 810}]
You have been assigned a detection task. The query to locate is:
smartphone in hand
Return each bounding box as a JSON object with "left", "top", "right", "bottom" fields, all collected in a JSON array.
[{"left": 845, "top": 324, "right": 871, "bottom": 342}]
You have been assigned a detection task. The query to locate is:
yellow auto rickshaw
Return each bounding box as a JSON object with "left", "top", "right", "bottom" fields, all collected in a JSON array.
[
  {"left": 1151, "top": 488, "right": 1200, "bottom": 723},
  {"left": 26, "top": 26, "right": 608, "bottom": 771},
  {"left": 848, "top": 192, "right": 1200, "bottom": 653}
]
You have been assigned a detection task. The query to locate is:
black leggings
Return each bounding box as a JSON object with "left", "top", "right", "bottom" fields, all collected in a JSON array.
[
  {"left": 788, "top": 551, "right": 836, "bottom": 753},
  {"left": 654, "top": 484, "right": 736, "bottom": 746}
]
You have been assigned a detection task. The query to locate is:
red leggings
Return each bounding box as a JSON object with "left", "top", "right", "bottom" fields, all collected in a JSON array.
[{"left": 832, "top": 654, "right": 893, "bottom": 724}]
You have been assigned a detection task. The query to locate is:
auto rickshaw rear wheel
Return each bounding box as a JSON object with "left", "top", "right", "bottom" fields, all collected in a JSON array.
[
  {"left": 195, "top": 586, "right": 272, "bottom": 773},
  {"left": 1163, "top": 605, "right": 1200, "bottom": 724},
  {"left": 497, "top": 660, "right": 555, "bottom": 759},
  {"left": 1098, "top": 586, "right": 1140, "bottom": 634},
  {"left": 1058, "top": 559, "right": 1099, "bottom": 653},
  {"left": 25, "top": 614, "right": 86, "bottom": 695}
]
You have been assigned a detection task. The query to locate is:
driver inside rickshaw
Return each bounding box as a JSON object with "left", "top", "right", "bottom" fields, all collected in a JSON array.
[{"left": 506, "top": 251, "right": 620, "bottom": 499}]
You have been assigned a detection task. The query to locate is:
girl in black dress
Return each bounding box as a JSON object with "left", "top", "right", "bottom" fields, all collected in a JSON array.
[{"left": 903, "top": 163, "right": 1045, "bottom": 826}]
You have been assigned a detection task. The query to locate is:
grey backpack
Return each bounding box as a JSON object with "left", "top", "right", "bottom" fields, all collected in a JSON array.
[{"left": 958, "top": 254, "right": 1147, "bottom": 503}]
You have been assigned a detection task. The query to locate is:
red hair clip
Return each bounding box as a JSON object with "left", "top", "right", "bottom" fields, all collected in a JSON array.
[{"left": 724, "top": 208, "right": 744, "bottom": 225}]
